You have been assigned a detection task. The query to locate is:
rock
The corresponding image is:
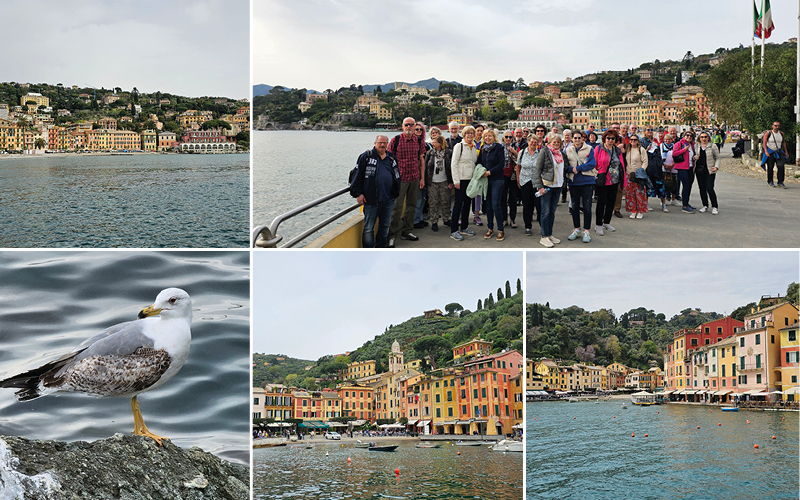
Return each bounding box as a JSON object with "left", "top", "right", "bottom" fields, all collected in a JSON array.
[{"left": 0, "top": 434, "right": 248, "bottom": 500}]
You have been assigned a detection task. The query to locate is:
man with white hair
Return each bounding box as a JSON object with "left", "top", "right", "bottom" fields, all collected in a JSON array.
[{"left": 447, "top": 121, "right": 462, "bottom": 149}]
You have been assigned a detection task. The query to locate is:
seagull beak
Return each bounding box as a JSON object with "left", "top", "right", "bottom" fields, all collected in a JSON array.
[{"left": 138, "top": 305, "right": 162, "bottom": 319}]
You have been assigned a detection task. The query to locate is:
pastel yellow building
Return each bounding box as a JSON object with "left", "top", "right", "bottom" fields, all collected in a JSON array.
[
  {"left": 20, "top": 93, "right": 49, "bottom": 108},
  {"left": 779, "top": 322, "right": 799, "bottom": 402},
  {"left": 141, "top": 129, "right": 157, "bottom": 151}
]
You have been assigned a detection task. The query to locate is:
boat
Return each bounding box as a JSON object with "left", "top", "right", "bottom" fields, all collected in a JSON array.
[
  {"left": 415, "top": 442, "right": 442, "bottom": 448},
  {"left": 567, "top": 397, "right": 579, "bottom": 403},
  {"left": 720, "top": 406, "right": 739, "bottom": 412},
  {"left": 631, "top": 391, "right": 658, "bottom": 405},
  {"left": 368, "top": 444, "right": 398, "bottom": 452},
  {"left": 621, "top": 403, "right": 628, "bottom": 409},
  {"left": 489, "top": 440, "right": 523, "bottom": 453},
  {"left": 455, "top": 440, "right": 483, "bottom": 446},
  {"left": 354, "top": 440, "right": 370, "bottom": 448}
]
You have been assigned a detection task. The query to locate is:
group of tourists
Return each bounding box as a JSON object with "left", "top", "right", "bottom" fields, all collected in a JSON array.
[{"left": 349, "top": 116, "right": 772, "bottom": 248}]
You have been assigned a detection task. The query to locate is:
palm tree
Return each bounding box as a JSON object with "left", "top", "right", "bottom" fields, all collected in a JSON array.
[{"left": 34, "top": 138, "right": 46, "bottom": 150}]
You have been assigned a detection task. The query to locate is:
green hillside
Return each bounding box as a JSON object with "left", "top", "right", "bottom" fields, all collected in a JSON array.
[{"left": 254, "top": 280, "right": 523, "bottom": 389}]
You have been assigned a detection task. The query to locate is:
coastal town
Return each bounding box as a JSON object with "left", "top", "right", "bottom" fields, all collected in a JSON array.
[
  {"left": 253, "top": 336, "right": 524, "bottom": 440},
  {"left": 527, "top": 294, "right": 799, "bottom": 409},
  {"left": 0, "top": 83, "right": 250, "bottom": 154}
]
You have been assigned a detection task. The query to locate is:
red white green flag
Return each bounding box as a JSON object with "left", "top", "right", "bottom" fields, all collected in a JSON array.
[{"left": 755, "top": 0, "right": 775, "bottom": 39}]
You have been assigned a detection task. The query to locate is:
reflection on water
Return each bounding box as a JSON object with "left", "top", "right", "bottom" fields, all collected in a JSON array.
[
  {"left": 254, "top": 441, "right": 522, "bottom": 499},
  {"left": 0, "top": 154, "right": 249, "bottom": 247},
  {"left": 526, "top": 400, "right": 799, "bottom": 500},
  {"left": 0, "top": 251, "right": 251, "bottom": 464}
]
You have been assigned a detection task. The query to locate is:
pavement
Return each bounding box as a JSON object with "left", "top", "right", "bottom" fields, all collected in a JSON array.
[{"left": 394, "top": 149, "right": 800, "bottom": 249}]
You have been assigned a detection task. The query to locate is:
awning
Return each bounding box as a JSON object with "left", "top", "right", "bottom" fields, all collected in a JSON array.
[
  {"left": 349, "top": 419, "right": 367, "bottom": 426},
  {"left": 512, "top": 423, "right": 523, "bottom": 429},
  {"left": 632, "top": 391, "right": 653, "bottom": 396},
  {"left": 742, "top": 389, "right": 765, "bottom": 395},
  {"left": 406, "top": 419, "right": 418, "bottom": 426},
  {"left": 266, "top": 422, "right": 292, "bottom": 427},
  {"left": 325, "top": 421, "right": 347, "bottom": 428},
  {"left": 298, "top": 420, "right": 328, "bottom": 429},
  {"left": 660, "top": 390, "right": 675, "bottom": 395},
  {"left": 683, "top": 390, "right": 697, "bottom": 395},
  {"left": 441, "top": 421, "right": 457, "bottom": 425},
  {"left": 472, "top": 419, "right": 488, "bottom": 423},
  {"left": 715, "top": 390, "right": 733, "bottom": 395},
  {"left": 785, "top": 386, "right": 800, "bottom": 395},
  {"left": 769, "top": 390, "right": 784, "bottom": 394},
  {"left": 456, "top": 420, "right": 471, "bottom": 425},
  {"left": 417, "top": 420, "right": 431, "bottom": 427}
]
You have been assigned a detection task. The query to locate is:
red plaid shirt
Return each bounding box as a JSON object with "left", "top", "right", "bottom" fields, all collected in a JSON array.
[{"left": 389, "top": 133, "right": 423, "bottom": 182}]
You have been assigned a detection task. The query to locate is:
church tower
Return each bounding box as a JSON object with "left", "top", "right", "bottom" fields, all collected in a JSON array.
[{"left": 389, "top": 339, "right": 403, "bottom": 374}]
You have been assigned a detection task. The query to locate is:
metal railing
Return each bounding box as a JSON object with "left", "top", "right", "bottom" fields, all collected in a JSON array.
[{"left": 251, "top": 187, "right": 361, "bottom": 248}]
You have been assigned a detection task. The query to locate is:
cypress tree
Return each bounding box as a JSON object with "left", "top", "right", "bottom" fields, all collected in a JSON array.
[
  {"left": 505, "top": 281, "right": 512, "bottom": 299},
  {"left": 516, "top": 278, "right": 521, "bottom": 293}
]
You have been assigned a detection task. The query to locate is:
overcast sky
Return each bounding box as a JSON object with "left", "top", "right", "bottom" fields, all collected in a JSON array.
[
  {"left": 0, "top": 0, "right": 249, "bottom": 99},
  {"left": 527, "top": 251, "right": 799, "bottom": 319},
  {"left": 253, "top": 251, "right": 522, "bottom": 359},
  {"left": 254, "top": 0, "right": 796, "bottom": 91}
]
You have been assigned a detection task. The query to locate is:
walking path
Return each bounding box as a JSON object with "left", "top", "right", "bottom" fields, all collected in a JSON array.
[{"left": 397, "top": 149, "right": 799, "bottom": 249}]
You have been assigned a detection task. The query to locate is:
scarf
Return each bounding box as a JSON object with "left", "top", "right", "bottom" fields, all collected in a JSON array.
[{"left": 547, "top": 144, "right": 563, "bottom": 164}]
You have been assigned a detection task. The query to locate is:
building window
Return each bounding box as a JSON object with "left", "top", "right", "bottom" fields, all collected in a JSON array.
[
  {"left": 691, "top": 339, "right": 698, "bottom": 346},
  {"left": 756, "top": 373, "right": 762, "bottom": 384},
  {"left": 755, "top": 334, "right": 761, "bottom": 345},
  {"left": 741, "top": 337, "right": 746, "bottom": 347},
  {"left": 790, "top": 330, "right": 797, "bottom": 342}
]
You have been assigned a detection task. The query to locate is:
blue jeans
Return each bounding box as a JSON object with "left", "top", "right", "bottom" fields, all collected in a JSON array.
[
  {"left": 677, "top": 169, "right": 694, "bottom": 207},
  {"left": 485, "top": 179, "right": 505, "bottom": 230},
  {"left": 414, "top": 188, "right": 428, "bottom": 224},
  {"left": 540, "top": 186, "right": 561, "bottom": 237},
  {"left": 363, "top": 199, "right": 395, "bottom": 248}
]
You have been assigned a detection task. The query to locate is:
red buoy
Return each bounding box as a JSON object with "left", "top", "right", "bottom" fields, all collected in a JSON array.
[
  {"left": 754, "top": 444, "right": 759, "bottom": 449},
  {"left": 457, "top": 452, "right": 461, "bottom": 455},
  {"left": 631, "top": 433, "right": 635, "bottom": 437},
  {"left": 395, "top": 468, "right": 400, "bottom": 475},
  {"left": 697, "top": 426, "right": 700, "bottom": 429},
  {"left": 347, "top": 457, "right": 351, "bottom": 463},
  {"left": 644, "top": 434, "right": 649, "bottom": 437},
  {"left": 718, "top": 423, "right": 722, "bottom": 426},
  {"left": 772, "top": 436, "right": 776, "bottom": 440}
]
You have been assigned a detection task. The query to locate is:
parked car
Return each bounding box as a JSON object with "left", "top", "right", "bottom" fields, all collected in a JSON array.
[{"left": 325, "top": 432, "right": 341, "bottom": 440}]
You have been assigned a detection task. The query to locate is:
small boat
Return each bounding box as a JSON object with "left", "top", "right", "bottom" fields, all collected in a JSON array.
[
  {"left": 354, "top": 440, "right": 370, "bottom": 448},
  {"left": 720, "top": 406, "right": 739, "bottom": 412},
  {"left": 415, "top": 442, "right": 442, "bottom": 448},
  {"left": 490, "top": 440, "right": 523, "bottom": 453},
  {"left": 368, "top": 444, "right": 398, "bottom": 452},
  {"left": 455, "top": 440, "right": 483, "bottom": 446},
  {"left": 568, "top": 397, "right": 579, "bottom": 403},
  {"left": 621, "top": 404, "right": 628, "bottom": 409}
]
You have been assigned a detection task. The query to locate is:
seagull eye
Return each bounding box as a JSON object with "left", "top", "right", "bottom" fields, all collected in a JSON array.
[{"left": 169, "top": 297, "right": 177, "bottom": 304}]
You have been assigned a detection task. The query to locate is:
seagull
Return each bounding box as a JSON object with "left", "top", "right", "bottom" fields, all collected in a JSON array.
[{"left": 0, "top": 288, "right": 192, "bottom": 446}]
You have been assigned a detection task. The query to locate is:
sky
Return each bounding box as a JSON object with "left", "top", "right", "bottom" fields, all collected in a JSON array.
[
  {"left": 0, "top": 0, "right": 249, "bottom": 99},
  {"left": 254, "top": 0, "right": 797, "bottom": 91},
  {"left": 527, "top": 250, "right": 799, "bottom": 319},
  {"left": 253, "top": 251, "right": 523, "bottom": 359}
]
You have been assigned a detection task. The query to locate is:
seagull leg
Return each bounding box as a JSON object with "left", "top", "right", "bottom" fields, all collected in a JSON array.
[{"left": 131, "top": 395, "right": 168, "bottom": 446}]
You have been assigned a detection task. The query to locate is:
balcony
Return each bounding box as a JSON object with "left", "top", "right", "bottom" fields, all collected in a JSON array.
[{"left": 739, "top": 363, "right": 762, "bottom": 371}]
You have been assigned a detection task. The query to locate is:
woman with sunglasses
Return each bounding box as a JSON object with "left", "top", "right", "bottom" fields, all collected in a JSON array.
[
  {"left": 412, "top": 122, "right": 432, "bottom": 229},
  {"left": 564, "top": 130, "right": 595, "bottom": 242},
  {"left": 694, "top": 131, "right": 720, "bottom": 214},
  {"left": 472, "top": 123, "right": 486, "bottom": 226},
  {"left": 517, "top": 134, "right": 541, "bottom": 236},
  {"left": 624, "top": 134, "right": 649, "bottom": 219},
  {"left": 593, "top": 129, "right": 626, "bottom": 236},
  {"left": 672, "top": 130, "right": 697, "bottom": 213}
]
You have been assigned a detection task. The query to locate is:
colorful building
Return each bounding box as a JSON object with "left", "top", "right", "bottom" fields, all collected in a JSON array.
[{"left": 779, "top": 322, "right": 799, "bottom": 402}]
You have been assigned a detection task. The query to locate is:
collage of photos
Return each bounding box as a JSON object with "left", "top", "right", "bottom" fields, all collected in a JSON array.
[{"left": 0, "top": 0, "right": 797, "bottom": 499}]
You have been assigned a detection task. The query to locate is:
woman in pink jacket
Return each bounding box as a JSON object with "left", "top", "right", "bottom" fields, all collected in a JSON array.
[
  {"left": 671, "top": 130, "right": 697, "bottom": 213},
  {"left": 593, "top": 129, "right": 627, "bottom": 236}
]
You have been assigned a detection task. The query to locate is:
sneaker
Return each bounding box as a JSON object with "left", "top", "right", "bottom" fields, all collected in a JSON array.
[
  {"left": 769, "top": 182, "right": 775, "bottom": 187},
  {"left": 636, "top": 212, "right": 643, "bottom": 219},
  {"left": 629, "top": 212, "right": 637, "bottom": 219},
  {"left": 510, "top": 220, "right": 517, "bottom": 228},
  {"left": 484, "top": 229, "right": 494, "bottom": 239},
  {"left": 603, "top": 223, "right": 616, "bottom": 232},
  {"left": 681, "top": 206, "right": 696, "bottom": 213},
  {"left": 388, "top": 237, "right": 395, "bottom": 248},
  {"left": 401, "top": 233, "right": 419, "bottom": 241},
  {"left": 431, "top": 222, "right": 438, "bottom": 232},
  {"left": 414, "top": 221, "right": 428, "bottom": 229},
  {"left": 648, "top": 206, "right": 654, "bottom": 211},
  {"left": 582, "top": 231, "right": 591, "bottom": 243},
  {"left": 662, "top": 204, "right": 669, "bottom": 213},
  {"left": 474, "top": 216, "right": 483, "bottom": 225},
  {"left": 525, "top": 228, "right": 532, "bottom": 236},
  {"left": 595, "top": 225, "right": 605, "bottom": 236},
  {"left": 779, "top": 183, "right": 787, "bottom": 189},
  {"left": 671, "top": 199, "right": 681, "bottom": 207},
  {"left": 675, "top": 195, "right": 682, "bottom": 201},
  {"left": 539, "top": 237, "right": 554, "bottom": 248},
  {"left": 568, "top": 229, "right": 581, "bottom": 240},
  {"left": 711, "top": 207, "right": 719, "bottom": 215},
  {"left": 496, "top": 231, "right": 505, "bottom": 241},
  {"left": 450, "top": 231, "right": 463, "bottom": 241},
  {"left": 460, "top": 228, "right": 476, "bottom": 236},
  {"left": 699, "top": 206, "right": 707, "bottom": 213},
  {"left": 549, "top": 236, "right": 561, "bottom": 244}
]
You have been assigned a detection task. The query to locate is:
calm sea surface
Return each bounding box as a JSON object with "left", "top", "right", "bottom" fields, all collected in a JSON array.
[
  {"left": 526, "top": 400, "right": 799, "bottom": 500},
  {"left": 253, "top": 440, "right": 522, "bottom": 499},
  {"left": 0, "top": 154, "right": 249, "bottom": 248},
  {"left": 253, "top": 130, "right": 398, "bottom": 246},
  {"left": 0, "top": 251, "right": 251, "bottom": 464}
]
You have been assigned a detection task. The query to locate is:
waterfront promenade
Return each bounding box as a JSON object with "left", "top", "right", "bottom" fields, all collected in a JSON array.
[
  {"left": 394, "top": 150, "right": 799, "bottom": 249},
  {"left": 254, "top": 433, "right": 509, "bottom": 448}
]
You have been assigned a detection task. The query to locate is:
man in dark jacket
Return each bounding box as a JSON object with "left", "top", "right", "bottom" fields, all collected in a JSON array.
[{"left": 350, "top": 135, "right": 401, "bottom": 247}]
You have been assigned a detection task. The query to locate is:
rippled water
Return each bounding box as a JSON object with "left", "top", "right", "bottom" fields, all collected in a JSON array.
[
  {"left": 253, "top": 130, "right": 387, "bottom": 246},
  {"left": 254, "top": 440, "right": 522, "bottom": 499},
  {"left": 526, "top": 400, "right": 799, "bottom": 499},
  {"left": 0, "top": 251, "right": 251, "bottom": 464},
  {"left": 0, "top": 154, "right": 249, "bottom": 248}
]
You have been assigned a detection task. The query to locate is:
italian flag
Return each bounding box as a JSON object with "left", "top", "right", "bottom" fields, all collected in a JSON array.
[{"left": 755, "top": 0, "right": 775, "bottom": 39}]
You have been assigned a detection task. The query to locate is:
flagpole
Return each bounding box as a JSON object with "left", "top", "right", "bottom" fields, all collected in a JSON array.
[
  {"left": 761, "top": 0, "right": 766, "bottom": 68},
  {"left": 796, "top": 0, "right": 799, "bottom": 164},
  {"left": 752, "top": 0, "right": 756, "bottom": 68}
]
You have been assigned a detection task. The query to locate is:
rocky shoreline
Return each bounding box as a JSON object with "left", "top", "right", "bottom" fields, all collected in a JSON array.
[{"left": 0, "top": 434, "right": 248, "bottom": 500}]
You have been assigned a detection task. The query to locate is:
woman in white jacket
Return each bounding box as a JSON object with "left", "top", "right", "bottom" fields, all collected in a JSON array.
[{"left": 449, "top": 125, "right": 478, "bottom": 241}]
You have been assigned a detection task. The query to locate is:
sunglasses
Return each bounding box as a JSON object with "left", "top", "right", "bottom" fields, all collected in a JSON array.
[
  {"left": 504, "top": 136, "right": 512, "bottom": 139},
  {"left": 630, "top": 138, "right": 639, "bottom": 141},
  {"left": 646, "top": 128, "right": 653, "bottom": 131},
  {"left": 535, "top": 130, "right": 545, "bottom": 134},
  {"left": 414, "top": 128, "right": 422, "bottom": 132},
  {"left": 403, "top": 123, "right": 414, "bottom": 127}
]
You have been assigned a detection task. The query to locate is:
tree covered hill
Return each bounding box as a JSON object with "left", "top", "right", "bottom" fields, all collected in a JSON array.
[
  {"left": 253, "top": 280, "right": 523, "bottom": 389},
  {"left": 526, "top": 282, "right": 798, "bottom": 371}
]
